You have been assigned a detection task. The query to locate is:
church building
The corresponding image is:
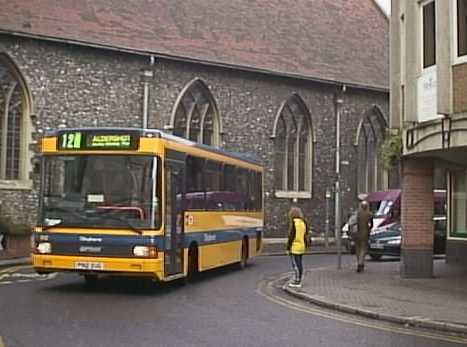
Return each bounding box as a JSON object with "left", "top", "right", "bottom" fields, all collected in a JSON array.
[{"left": 0, "top": 0, "right": 389, "bottom": 236}]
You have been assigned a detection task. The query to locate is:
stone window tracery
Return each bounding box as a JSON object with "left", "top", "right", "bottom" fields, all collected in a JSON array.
[
  {"left": 171, "top": 78, "right": 221, "bottom": 147},
  {"left": 355, "top": 106, "right": 387, "bottom": 194},
  {"left": 0, "top": 54, "right": 31, "bottom": 182},
  {"left": 272, "top": 94, "right": 313, "bottom": 197}
]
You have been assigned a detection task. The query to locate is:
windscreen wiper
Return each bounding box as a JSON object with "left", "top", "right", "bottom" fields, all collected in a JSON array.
[
  {"left": 97, "top": 214, "right": 143, "bottom": 234},
  {"left": 84, "top": 209, "right": 143, "bottom": 234}
]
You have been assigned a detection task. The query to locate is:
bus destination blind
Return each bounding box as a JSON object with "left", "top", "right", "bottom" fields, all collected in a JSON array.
[{"left": 58, "top": 131, "right": 139, "bottom": 150}]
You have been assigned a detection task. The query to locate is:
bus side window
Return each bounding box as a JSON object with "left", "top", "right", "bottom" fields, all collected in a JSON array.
[
  {"left": 205, "top": 160, "right": 222, "bottom": 210},
  {"left": 222, "top": 164, "right": 237, "bottom": 211},
  {"left": 248, "top": 170, "right": 262, "bottom": 211},
  {"left": 256, "top": 171, "right": 263, "bottom": 211},
  {"left": 237, "top": 168, "right": 249, "bottom": 211},
  {"left": 186, "top": 156, "right": 205, "bottom": 210}
]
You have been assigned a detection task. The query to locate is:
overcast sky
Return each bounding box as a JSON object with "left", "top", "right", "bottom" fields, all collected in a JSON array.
[{"left": 374, "top": 0, "right": 391, "bottom": 15}]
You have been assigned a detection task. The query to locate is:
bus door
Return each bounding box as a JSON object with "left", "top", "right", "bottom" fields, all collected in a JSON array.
[{"left": 165, "top": 151, "right": 186, "bottom": 277}]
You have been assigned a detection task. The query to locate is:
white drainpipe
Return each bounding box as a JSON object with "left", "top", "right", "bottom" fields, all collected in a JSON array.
[{"left": 142, "top": 55, "right": 155, "bottom": 129}]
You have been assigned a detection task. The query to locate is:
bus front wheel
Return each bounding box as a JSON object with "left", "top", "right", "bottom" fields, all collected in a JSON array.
[{"left": 84, "top": 274, "right": 98, "bottom": 287}]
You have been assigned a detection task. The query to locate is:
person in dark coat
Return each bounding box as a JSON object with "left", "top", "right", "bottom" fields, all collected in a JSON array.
[{"left": 355, "top": 200, "right": 373, "bottom": 273}]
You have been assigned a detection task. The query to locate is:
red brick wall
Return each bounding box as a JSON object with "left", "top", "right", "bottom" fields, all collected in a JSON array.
[
  {"left": 401, "top": 158, "right": 434, "bottom": 250},
  {"left": 0, "top": 236, "right": 31, "bottom": 260}
]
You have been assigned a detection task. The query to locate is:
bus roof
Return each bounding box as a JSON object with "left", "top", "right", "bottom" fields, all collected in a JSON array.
[{"left": 45, "top": 127, "right": 263, "bottom": 167}]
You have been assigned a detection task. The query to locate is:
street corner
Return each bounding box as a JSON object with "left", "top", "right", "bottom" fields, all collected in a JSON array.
[
  {"left": 0, "top": 265, "right": 57, "bottom": 286},
  {"left": 278, "top": 264, "right": 467, "bottom": 338},
  {"left": 281, "top": 281, "right": 360, "bottom": 316}
]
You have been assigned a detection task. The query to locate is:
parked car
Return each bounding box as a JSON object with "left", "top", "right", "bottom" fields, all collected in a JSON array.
[
  {"left": 367, "top": 217, "right": 446, "bottom": 260},
  {"left": 342, "top": 189, "right": 446, "bottom": 255}
]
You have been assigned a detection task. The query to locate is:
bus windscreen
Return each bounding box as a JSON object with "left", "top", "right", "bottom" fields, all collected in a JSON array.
[{"left": 41, "top": 155, "right": 161, "bottom": 229}]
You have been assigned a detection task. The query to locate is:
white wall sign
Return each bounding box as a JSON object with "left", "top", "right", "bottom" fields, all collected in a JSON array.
[{"left": 417, "top": 68, "right": 438, "bottom": 122}]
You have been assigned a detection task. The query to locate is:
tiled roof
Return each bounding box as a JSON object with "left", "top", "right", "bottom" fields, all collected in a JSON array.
[{"left": 0, "top": 0, "right": 389, "bottom": 90}]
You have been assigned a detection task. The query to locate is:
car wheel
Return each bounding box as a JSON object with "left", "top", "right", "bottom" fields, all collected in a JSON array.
[{"left": 369, "top": 254, "right": 382, "bottom": 261}]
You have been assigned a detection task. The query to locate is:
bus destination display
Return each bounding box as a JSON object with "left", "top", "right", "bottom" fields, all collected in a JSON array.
[{"left": 58, "top": 131, "right": 138, "bottom": 150}]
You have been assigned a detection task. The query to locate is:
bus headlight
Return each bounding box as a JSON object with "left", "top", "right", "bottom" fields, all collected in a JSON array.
[
  {"left": 133, "top": 246, "right": 158, "bottom": 258},
  {"left": 37, "top": 242, "right": 52, "bottom": 254}
]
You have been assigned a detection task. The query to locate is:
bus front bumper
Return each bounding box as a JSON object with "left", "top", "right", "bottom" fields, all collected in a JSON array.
[{"left": 32, "top": 254, "right": 163, "bottom": 279}]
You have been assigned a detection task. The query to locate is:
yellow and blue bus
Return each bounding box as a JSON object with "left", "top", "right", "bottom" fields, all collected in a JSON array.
[{"left": 32, "top": 128, "right": 263, "bottom": 283}]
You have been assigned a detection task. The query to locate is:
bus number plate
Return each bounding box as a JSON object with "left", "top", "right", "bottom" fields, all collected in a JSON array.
[{"left": 74, "top": 262, "right": 104, "bottom": 271}]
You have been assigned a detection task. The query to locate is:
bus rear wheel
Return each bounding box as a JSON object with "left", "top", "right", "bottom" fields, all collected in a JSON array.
[
  {"left": 238, "top": 238, "right": 248, "bottom": 270},
  {"left": 187, "top": 245, "right": 199, "bottom": 282}
]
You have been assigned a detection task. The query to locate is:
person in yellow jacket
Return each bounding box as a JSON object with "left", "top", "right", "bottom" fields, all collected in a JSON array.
[{"left": 286, "top": 206, "right": 310, "bottom": 288}]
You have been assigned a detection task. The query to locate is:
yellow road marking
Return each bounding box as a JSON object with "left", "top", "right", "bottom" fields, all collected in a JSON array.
[
  {"left": 256, "top": 279, "right": 467, "bottom": 345},
  {"left": 0, "top": 335, "right": 5, "bottom": 347}
]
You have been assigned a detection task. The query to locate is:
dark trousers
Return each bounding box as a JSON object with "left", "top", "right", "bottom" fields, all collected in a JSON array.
[{"left": 290, "top": 254, "right": 303, "bottom": 282}]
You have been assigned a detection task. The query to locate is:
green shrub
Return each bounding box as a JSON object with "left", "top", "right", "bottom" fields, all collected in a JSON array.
[
  {"left": 380, "top": 133, "right": 402, "bottom": 170},
  {"left": 0, "top": 216, "right": 32, "bottom": 237}
]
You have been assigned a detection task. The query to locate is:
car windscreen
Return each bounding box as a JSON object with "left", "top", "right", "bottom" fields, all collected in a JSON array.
[{"left": 374, "top": 200, "right": 394, "bottom": 217}]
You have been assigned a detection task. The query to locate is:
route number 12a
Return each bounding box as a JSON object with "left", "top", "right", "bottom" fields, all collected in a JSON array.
[{"left": 60, "top": 132, "right": 82, "bottom": 149}]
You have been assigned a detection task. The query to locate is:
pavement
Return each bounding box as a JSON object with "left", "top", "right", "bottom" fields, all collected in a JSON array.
[{"left": 283, "top": 257, "right": 467, "bottom": 336}]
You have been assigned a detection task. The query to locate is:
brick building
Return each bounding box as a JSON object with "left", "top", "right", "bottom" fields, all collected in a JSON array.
[
  {"left": 391, "top": 0, "right": 467, "bottom": 276},
  {"left": 0, "top": 0, "right": 389, "bottom": 237}
]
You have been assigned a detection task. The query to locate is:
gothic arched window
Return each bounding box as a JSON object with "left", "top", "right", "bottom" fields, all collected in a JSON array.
[
  {"left": 0, "top": 53, "right": 32, "bottom": 183},
  {"left": 355, "top": 106, "right": 387, "bottom": 194},
  {"left": 170, "top": 78, "right": 221, "bottom": 147},
  {"left": 272, "top": 94, "right": 314, "bottom": 197}
]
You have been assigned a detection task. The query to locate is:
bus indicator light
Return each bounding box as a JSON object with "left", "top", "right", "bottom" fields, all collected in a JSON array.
[{"left": 133, "top": 246, "right": 158, "bottom": 258}]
